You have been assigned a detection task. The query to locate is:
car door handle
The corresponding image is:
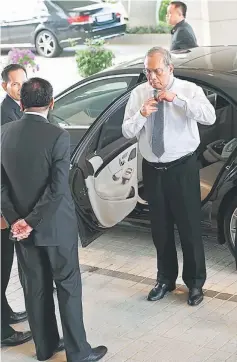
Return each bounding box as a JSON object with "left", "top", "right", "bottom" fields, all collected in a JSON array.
[{"left": 119, "top": 159, "right": 125, "bottom": 166}]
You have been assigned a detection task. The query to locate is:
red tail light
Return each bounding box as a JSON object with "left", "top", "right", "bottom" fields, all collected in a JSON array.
[
  {"left": 116, "top": 12, "right": 121, "bottom": 18},
  {"left": 68, "top": 15, "right": 91, "bottom": 24}
]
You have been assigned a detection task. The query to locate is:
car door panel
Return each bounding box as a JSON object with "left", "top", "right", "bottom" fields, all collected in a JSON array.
[
  {"left": 69, "top": 89, "right": 138, "bottom": 247},
  {"left": 85, "top": 142, "right": 137, "bottom": 228},
  {"left": 0, "top": 11, "right": 11, "bottom": 44}
]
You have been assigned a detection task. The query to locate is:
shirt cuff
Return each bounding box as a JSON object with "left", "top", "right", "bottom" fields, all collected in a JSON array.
[
  {"left": 173, "top": 95, "right": 187, "bottom": 108},
  {"left": 135, "top": 110, "right": 148, "bottom": 124}
]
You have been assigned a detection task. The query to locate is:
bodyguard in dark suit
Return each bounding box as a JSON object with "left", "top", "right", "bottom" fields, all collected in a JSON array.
[
  {"left": 167, "top": 1, "right": 198, "bottom": 51},
  {"left": 1, "top": 77, "right": 107, "bottom": 362},
  {"left": 1, "top": 64, "right": 31, "bottom": 346}
]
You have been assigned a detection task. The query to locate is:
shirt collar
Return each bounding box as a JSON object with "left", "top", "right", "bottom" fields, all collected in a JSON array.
[
  {"left": 25, "top": 111, "right": 48, "bottom": 120},
  {"left": 171, "top": 19, "right": 185, "bottom": 34}
]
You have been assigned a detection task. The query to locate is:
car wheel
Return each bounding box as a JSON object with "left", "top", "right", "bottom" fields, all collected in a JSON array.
[
  {"left": 35, "top": 30, "right": 62, "bottom": 58},
  {"left": 223, "top": 196, "right": 237, "bottom": 257}
]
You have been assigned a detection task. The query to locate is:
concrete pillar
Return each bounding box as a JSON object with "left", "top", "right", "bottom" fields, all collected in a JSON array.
[
  {"left": 122, "top": 0, "right": 158, "bottom": 27},
  {"left": 186, "top": 0, "right": 237, "bottom": 46}
]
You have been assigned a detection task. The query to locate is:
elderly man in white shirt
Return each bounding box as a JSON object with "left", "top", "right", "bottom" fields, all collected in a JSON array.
[{"left": 122, "top": 47, "right": 216, "bottom": 306}]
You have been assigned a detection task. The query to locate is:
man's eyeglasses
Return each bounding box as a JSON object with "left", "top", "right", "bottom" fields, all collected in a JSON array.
[{"left": 143, "top": 68, "right": 164, "bottom": 77}]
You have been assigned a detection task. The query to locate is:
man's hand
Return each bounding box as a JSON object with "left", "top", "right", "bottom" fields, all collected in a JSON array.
[
  {"left": 1, "top": 216, "right": 8, "bottom": 230},
  {"left": 140, "top": 98, "right": 158, "bottom": 118},
  {"left": 11, "top": 219, "right": 33, "bottom": 241},
  {"left": 157, "top": 90, "right": 177, "bottom": 102}
]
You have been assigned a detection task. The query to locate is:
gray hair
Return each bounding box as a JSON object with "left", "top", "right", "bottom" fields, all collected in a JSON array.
[{"left": 146, "top": 47, "right": 173, "bottom": 67}]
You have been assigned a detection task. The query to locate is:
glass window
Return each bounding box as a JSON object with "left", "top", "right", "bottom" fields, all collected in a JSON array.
[
  {"left": 51, "top": 76, "right": 135, "bottom": 127},
  {"left": 98, "top": 99, "right": 128, "bottom": 149}
]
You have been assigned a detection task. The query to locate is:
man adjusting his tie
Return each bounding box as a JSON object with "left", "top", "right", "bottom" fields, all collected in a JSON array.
[{"left": 122, "top": 47, "right": 216, "bottom": 306}]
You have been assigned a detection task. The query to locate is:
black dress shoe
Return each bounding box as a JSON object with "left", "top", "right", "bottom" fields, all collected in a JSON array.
[
  {"left": 80, "top": 346, "right": 108, "bottom": 361},
  {"left": 148, "top": 283, "right": 176, "bottom": 301},
  {"left": 1, "top": 331, "right": 32, "bottom": 347},
  {"left": 187, "top": 288, "right": 204, "bottom": 306},
  {"left": 37, "top": 338, "right": 65, "bottom": 361},
  {"left": 9, "top": 310, "right": 28, "bottom": 324}
]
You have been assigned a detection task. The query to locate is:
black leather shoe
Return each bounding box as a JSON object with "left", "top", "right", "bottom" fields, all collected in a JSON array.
[
  {"left": 148, "top": 283, "right": 176, "bottom": 301},
  {"left": 187, "top": 288, "right": 204, "bottom": 306},
  {"left": 37, "top": 338, "right": 65, "bottom": 361},
  {"left": 1, "top": 331, "right": 32, "bottom": 347},
  {"left": 9, "top": 310, "right": 28, "bottom": 324},
  {"left": 80, "top": 346, "right": 108, "bottom": 361}
]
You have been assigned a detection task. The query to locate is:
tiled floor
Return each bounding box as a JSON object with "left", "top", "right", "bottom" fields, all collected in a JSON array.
[{"left": 2, "top": 226, "right": 237, "bottom": 362}]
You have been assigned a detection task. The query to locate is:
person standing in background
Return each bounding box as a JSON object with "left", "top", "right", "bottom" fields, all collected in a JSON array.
[
  {"left": 1, "top": 64, "right": 32, "bottom": 346},
  {"left": 167, "top": 1, "right": 198, "bottom": 51}
]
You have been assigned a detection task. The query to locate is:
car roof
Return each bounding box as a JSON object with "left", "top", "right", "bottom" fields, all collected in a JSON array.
[{"left": 111, "top": 46, "right": 237, "bottom": 74}]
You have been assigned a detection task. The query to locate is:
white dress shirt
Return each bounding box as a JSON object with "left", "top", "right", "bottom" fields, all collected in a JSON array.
[
  {"left": 122, "top": 77, "right": 216, "bottom": 163},
  {"left": 25, "top": 111, "right": 48, "bottom": 120}
]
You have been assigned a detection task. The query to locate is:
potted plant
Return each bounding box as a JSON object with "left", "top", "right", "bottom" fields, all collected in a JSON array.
[{"left": 75, "top": 39, "right": 114, "bottom": 77}]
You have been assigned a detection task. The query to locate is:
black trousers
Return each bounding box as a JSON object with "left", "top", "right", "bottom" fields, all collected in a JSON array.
[
  {"left": 143, "top": 153, "right": 206, "bottom": 289},
  {"left": 1, "top": 229, "right": 15, "bottom": 340},
  {"left": 15, "top": 241, "right": 91, "bottom": 362}
]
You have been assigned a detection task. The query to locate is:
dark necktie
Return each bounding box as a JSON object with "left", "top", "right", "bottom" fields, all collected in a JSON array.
[{"left": 151, "top": 100, "right": 165, "bottom": 158}]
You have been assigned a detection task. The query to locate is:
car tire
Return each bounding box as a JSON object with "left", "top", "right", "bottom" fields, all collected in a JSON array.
[
  {"left": 35, "top": 30, "right": 62, "bottom": 58},
  {"left": 223, "top": 195, "right": 237, "bottom": 257}
]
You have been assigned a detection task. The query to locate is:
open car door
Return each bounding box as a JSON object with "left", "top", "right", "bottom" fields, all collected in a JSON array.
[{"left": 69, "top": 91, "right": 138, "bottom": 247}]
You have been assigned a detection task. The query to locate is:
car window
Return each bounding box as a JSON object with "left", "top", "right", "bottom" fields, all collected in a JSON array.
[
  {"left": 4, "top": 0, "right": 48, "bottom": 21},
  {"left": 51, "top": 76, "right": 135, "bottom": 127},
  {"left": 98, "top": 100, "right": 128, "bottom": 149}
]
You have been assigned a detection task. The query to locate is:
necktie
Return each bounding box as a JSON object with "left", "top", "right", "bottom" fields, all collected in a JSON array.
[{"left": 151, "top": 100, "right": 165, "bottom": 158}]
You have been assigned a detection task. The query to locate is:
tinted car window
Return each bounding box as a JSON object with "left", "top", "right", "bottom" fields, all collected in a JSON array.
[
  {"left": 98, "top": 102, "right": 127, "bottom": 149},
  {"left": 52, "top": 76, "right": 134, "bottom": 127},
  {"left": 5, "top": 0, "right": 48, "bottom": 21}
]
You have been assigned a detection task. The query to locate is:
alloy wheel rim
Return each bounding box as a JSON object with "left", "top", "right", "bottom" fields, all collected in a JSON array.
[
  {"left": 230, "top": 207, "right": 237, "bottom": 248},
  {"left": 37, "top": 32, "right": 55, "bottom": 56}
]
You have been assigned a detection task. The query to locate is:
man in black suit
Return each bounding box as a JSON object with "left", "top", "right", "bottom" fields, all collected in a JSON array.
[
  {"left": 1, "top": 77, "right": 107, "bottom": 362},
  {"left": 1, "top": 64, "right": 32, "bottom": 346},
  {"left": 167, "top": 1, "right": 198, "bottom": 51}
]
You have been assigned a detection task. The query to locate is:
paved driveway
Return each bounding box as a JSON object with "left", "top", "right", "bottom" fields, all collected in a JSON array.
[{"left": 3, "top": 226, "right": 237, "bottom": 362}]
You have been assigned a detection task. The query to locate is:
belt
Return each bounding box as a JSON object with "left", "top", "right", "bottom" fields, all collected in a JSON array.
[{"left": 147, "top": 152, "right": 194, "bottom": 171}]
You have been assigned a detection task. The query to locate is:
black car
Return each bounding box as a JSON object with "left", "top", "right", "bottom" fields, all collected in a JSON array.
[
  {"left": 50, "top": 46, "right": 237, "bottom": 258},
  {"left": 0, "top": 0, "right": 126, "bottom": 58}
]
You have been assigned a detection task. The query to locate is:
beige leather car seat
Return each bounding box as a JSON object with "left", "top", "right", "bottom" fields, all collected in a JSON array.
[{"left": 199, "top": 161, "right": 224, "bottom": 201}]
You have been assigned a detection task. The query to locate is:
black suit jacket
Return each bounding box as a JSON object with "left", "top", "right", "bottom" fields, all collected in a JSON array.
[
  {"left": 170, "top": 20, "right": 198, "bottom": 51},
  {"left": 1, "top": 113, "right": 78, "bottom": 247},
  {"left": 1, "top": 94, "right": 23, "bottom": 125}
]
